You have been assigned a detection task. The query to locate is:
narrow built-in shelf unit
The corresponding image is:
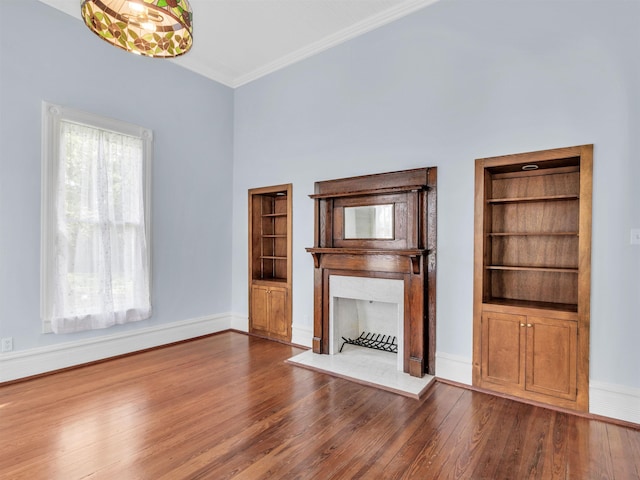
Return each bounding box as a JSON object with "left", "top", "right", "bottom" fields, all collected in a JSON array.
[
  {"left": 473, "top": 145, "right": 592, "bottom": 411},
  {"left": 248, "top": 184, "right": 292, "bottom": 342}
]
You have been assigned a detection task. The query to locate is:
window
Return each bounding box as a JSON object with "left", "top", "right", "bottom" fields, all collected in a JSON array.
[{"left": 41, "top": 102, "right": 152, "bottom": 334}]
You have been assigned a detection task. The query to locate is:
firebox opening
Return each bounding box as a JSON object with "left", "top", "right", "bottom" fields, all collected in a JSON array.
[{"left": 329, "top": 275, "right": 404, "bottom": 372}]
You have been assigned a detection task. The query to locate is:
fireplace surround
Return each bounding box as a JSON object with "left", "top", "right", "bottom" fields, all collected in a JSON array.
[{"left": 306, "top": 168, "right": 437, "bottom": 377}]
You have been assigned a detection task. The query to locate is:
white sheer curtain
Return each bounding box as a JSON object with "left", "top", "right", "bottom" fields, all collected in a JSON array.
[{"left": 49, "top": 121, "right": 151, "bottom": 333}]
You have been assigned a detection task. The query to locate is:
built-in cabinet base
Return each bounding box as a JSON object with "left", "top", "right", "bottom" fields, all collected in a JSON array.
[
  {"left": 250, "top": 283, "right": 290, "bottom": 341},
  {"left": 479, "top": 306, "right": 579, "bottom": 409}
]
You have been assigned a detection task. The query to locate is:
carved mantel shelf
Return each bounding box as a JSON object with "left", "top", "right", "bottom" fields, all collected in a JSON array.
[
  {"left": 306, "top": 248, "right": 429, "bottom": 274},
  {"left": 308, "top": 185, "right": 428, "bottom": 199},
  {"left": 307, "top": 167, "right": 437, "bottom": 377}
]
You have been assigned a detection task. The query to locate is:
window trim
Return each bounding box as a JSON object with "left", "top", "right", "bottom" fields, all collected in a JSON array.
[{"left": 41, "top": 101, "right": 153, "bottom": 333}]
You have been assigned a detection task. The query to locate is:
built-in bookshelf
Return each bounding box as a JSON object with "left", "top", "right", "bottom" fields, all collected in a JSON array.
[
  {"left": 248, "top": 184, "right": 292, "bottom": 342},
  {"left": 473, "top": 145, "right": 592, "bottom": 411}
]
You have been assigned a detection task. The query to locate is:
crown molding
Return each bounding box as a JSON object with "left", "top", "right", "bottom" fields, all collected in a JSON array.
[{"left": 231, "top": 0, "right": 439, "bottom": 88}]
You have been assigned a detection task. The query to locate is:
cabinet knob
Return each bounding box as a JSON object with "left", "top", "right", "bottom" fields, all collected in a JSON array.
[
  {"left": 527, "top": 323, "right": 533, "bottom": 328},
  {"left": 520, "top": 323, "right": 525, "bottom": 327}
]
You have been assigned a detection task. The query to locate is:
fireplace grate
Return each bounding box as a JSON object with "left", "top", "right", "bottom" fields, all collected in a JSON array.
[{"left": 340, "top": 332, "right": 398, "bottom": 354}]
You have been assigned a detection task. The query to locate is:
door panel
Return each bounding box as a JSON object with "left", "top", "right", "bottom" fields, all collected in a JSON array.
[
  {"left": 269, "top": 287, "right": 289, "bottom": 338},
  {"left": 481, "top": 311, "right": 526, "bottom": 388},
  {"left": 250, "top": 286, "right": 270, "bottom": 332},
  {"left": 525, "top": 316, "right": 577, "bottom": 400}
]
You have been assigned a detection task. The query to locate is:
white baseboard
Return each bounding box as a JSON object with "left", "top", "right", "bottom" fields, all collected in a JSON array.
[
  {"left": 435, "top": 351, "right": 473, "bottom": 385},
  {"left": 229, "top": 313, "right": 248, "bottom": 332},
  {"left": 0, "top": 313, "right": 232, "bottom": 383},
  {"left": 7, "top": 325, "right": 637, "bottom": 426},
  {"left": 434, "top": 351, "right": 640, "bottom": 426},
  {"left": 228, "top": 315, "right": 310, "bottom": 347},
  {"left": 590, "top": 380, "right": 640, "bottom": 425},
  {"left": 291, "top": 324, "right": 313, "bottom": 348}
]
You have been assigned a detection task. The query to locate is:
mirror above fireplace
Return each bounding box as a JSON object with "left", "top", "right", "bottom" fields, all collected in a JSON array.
[{"left": 344, "top": 204, "right": 394, "bottom": 239}]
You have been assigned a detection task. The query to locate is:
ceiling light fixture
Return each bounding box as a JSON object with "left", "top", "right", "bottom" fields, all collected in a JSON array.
[{"left": 81, "top": 0, "right": 193, "bottom": 58}]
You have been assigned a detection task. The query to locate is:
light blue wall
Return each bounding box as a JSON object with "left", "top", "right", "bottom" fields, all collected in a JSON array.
[
  {"left": 232, "top": 0, "right": 640, "bottom": 389},
  {"left": 1, "top": 0, "right": 638, "bottom": 392},
  {"left": 0, "top": 1, "right": 234, "bottom": 349}
]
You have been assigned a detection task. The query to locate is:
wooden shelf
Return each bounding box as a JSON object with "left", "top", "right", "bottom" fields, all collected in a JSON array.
[
  {"left": 486, "top": 265, "right": 578, "bottom": 273},
  {"left": 484, "top": 298, "right": 578, "bottom": 313},
  {"left": 262, "top": 234, "right": 287, "bottom": 238},
  {"left": 309, "top": 185, "right": 427, "bottom": 199},
  {"left": 306, "top": 247, "right": 427, "bottom": 256},
  {"left": 262, "top": 213, "right": 287, "bottom": 217},
  {"left": 488, "top": 232, "right": 578, "bottom": 237},
  {"left": 260, "top": 256, "right": 287, "bottom": 260},
  {"left": 253, "top": 277, "right": 288, "bottom": 285},
  {"left": 487, "top": 194, "right": 579, "bottom": 204}
]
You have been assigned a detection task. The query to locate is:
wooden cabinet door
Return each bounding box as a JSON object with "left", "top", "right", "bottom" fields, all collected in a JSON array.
[
  {"left": 268, "top": 287, "right": 289, "bottom": 338},
  {"left": 481, "top": 311, "right": 526, "bottom": 390},
  {"left": 525, "top": 316, "right": 578, "bottom": 401},
  {"left": 250, "top": 285, "right": 270, "bottom": 332}
]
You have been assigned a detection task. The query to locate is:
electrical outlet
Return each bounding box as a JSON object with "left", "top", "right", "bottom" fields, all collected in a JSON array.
[
  {"left": 631, "top": 229, "right": 640, "bottom": 245},
  {"left": 1, "top": 337, "right": 13, "bottom": 353}
]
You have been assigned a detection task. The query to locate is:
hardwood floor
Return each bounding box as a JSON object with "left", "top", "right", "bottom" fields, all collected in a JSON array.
[{"left": 1, "top": 332, "right": 639, "bottom": 479}]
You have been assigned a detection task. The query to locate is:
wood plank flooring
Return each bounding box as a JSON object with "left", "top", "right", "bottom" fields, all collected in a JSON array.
[{"left": 1, "top": 332, "right": 639, "bottom": 479}]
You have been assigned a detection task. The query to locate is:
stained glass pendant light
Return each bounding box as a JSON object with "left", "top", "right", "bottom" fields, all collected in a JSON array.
[{"left": 81, "top": 0, "right": 193, "bottom": 58}]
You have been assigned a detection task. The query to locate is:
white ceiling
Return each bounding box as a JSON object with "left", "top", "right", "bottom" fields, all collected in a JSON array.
[{"left": 39, "top": 0, "right": 438, "bottom": 88}]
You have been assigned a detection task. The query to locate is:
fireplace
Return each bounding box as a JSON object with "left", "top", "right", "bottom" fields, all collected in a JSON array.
[{"left": 307, "top": 168, "right": 437, "bottom": 377}]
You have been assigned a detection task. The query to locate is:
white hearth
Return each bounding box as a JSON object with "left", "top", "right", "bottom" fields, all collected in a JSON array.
[{"left": 287, "top": 347, "right": 434, "bottom": 398}]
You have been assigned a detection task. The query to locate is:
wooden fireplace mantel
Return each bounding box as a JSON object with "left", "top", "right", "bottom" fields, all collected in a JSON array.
[
  {"left": 306, "top": 248, "right": 430, "bottom": 274},
  {"left": 306, "top": 168, "right": 437, "bottom": 377}
]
